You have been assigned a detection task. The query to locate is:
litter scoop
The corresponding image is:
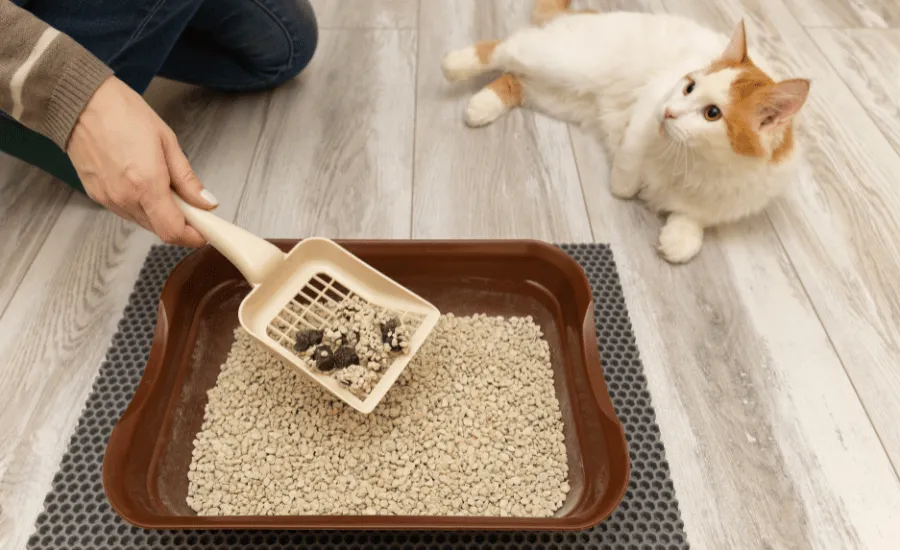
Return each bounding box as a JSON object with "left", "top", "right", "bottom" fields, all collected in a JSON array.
[{"left": 173, "top": 194, "right": 440, "bottom": 413}]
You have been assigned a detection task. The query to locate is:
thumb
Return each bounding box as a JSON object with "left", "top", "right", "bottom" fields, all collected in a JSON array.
[{"left": 162, "top": 132, "right": 218, "bottom": 210}]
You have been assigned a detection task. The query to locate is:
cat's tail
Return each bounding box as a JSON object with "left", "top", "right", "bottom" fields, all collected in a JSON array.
[{"left": 531, "top": 0, "right": 596, "bottom": 25}]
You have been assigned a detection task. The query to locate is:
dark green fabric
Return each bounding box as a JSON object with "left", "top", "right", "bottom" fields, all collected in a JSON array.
[{"left": 0, "top": 115, "right": 85, "bottom": 193}]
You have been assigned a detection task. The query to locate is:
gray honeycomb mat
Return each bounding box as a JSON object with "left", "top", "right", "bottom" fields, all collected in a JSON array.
[{"left": 27, "top": 244, "right": 688, "bottom": 550}]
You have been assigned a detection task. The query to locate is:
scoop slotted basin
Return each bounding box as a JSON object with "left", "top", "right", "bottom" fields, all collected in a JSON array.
[{"left": 174, "top": 197, "right": 440, "bottom": 413}]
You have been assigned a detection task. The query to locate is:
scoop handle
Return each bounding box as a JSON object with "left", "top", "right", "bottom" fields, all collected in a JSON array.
[{"left": 173, "top": 193, "right": 285, "bottom": 286}]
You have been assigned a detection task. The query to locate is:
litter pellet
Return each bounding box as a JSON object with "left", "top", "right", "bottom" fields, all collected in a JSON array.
[
  {"left": 282, "top": 296, "right": 412, "bottom": 398},
  {"left": 314, "top": 346, "right": 336, "bottom": 371},
  {"left": 294, "top": 329, "right": 324, "bottom": 353},
  {"left": 187, "top": 313, "right": 569, "bottom": 517},
  {"left": 333, "top": 346, "right": 360, "bottom": 369}
]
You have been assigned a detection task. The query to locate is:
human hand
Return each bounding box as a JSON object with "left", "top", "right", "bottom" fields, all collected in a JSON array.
[{"left": 67, "top": 76, "right": 217, "bottom": 247}]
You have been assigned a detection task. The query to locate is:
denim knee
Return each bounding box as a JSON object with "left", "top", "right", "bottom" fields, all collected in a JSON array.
[{"left": 259, "top": 0, "right": 318, "bottom": 87}]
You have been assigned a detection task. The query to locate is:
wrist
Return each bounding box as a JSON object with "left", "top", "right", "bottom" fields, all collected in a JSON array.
[{"left": 50, "top": 54, "right": 114, "bottom": 151}]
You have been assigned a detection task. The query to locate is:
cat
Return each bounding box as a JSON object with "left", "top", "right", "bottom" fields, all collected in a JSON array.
[{"left": 441, "top": 0, "right": 810, "bottom": 263}]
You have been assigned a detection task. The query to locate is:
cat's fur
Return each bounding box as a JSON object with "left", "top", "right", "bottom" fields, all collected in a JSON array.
[{"left": 441, "top": 0, "right": 810, "bottom": 263}]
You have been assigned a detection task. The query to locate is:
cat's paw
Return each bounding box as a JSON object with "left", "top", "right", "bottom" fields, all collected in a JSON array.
[
  {"left": 465, "top": 89, "right": 508, "bottom": 127},
  {"left": 658, "top": 216, "right": 703, "bottom": 264},
  {"left": 609, "top": 164, "right": 641, "bottom": 199},
  {"left": 442, "top": 47, "right": 484, "bottom": 82}
]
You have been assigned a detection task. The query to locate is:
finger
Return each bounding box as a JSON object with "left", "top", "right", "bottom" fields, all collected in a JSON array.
[
  {"left": 161, "top": 131, "right": 218, "bottom": 210},
  {"left": 105, "top": 202, "right": 156, "bottom": 239},
  {"left": 181, "top": 225, "right": 207, "bottom": 248},
  {"left": 126, "top": 204, "right": 154, "bottom": 234},
  {"left": 140, "top": 185, "right": 207, "bottom": 248},
  {"left": 102, "top": 176, "right": 159, "bottom": 236},
  {"left": 107, "top": 203, "right": 137, "bottom": 225}
]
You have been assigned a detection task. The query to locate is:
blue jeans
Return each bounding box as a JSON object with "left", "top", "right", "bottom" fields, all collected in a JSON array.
[{"left": 1, "top": 0, "right": 318, "bottom": 191}]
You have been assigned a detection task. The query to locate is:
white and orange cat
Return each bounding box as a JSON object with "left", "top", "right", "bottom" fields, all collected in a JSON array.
[{"left": 442, "top": 0, "right": 810, "bottom": 263}]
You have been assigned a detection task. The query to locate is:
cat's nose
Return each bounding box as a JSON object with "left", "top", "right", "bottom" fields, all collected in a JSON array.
[{"left": 664, "top": 108, "right": 676, "bottom": 119}]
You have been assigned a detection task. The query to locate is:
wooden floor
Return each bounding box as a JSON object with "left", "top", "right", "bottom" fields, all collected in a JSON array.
[{"left": 2, "top": 0, "right": 900, "bottom": 548}]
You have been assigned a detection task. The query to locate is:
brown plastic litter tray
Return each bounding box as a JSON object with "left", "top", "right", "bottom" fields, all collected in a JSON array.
[{"left": 102, "top": 239, "right": 629, "bottom": 531}]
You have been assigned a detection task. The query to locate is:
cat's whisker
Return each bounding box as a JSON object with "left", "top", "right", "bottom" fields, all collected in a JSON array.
[{"left": 681, "top": 143, "right": 695, "bottom": 178}]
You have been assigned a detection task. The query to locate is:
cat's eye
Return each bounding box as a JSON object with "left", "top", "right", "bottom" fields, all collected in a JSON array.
[
  {"left": 683, "top": 80, "right": 695, "bottom": 95},
  {"left": 704, "top": 105, "right": 722, "bottom": 121}
]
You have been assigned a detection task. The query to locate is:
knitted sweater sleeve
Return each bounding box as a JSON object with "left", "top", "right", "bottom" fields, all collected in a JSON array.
[{"left": 0, "top": 1, "right": 113, "bottom": 148}]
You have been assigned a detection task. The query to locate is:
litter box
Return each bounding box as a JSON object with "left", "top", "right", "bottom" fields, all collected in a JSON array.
[{"left": 102, "top": 240, "right": 629, "bottom": 530}]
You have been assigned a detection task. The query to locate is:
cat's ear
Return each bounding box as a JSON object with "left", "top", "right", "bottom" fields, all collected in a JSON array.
[
  {"left": 755, "top": 79, "right": 810, "bottom": 130},
  {"left": 720, "top": 20, "right": 748, "bottom": 65}
]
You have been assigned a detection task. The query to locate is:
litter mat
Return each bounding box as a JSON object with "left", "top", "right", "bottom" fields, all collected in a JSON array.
[{"left": 26, "top": 244, "right": 689, "bottom": 550}]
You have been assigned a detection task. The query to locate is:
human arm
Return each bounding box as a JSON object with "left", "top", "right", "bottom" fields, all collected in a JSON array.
[
  {"left": 1, "top": 1, "right": 215, "bottom": 247},
  {"left": 0, "top": 0, "right": 110, "bottom": 148}
]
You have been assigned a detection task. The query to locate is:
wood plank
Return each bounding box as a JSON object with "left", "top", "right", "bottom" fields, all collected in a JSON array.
[
  {"left": 810, "top": 29, "right": 900, "bottom": 155},
  {"left": 666, "top": 0, "right": 900, "bottom": 477},
  {"left": 310, "top": 0, "right": 418, "bottom": 28},
  {"left": 0, "top": 201, "right": 156, "bottom": 550},
  {"left": 564, "top": 0, "right": 900, "bottom": 547},
  {"left": 413, "top": 0, "right": 593, "bottom": 241},
  {"left": 0, "top": 84, "right": 267, "bottom": 550},
  {"left": 0, "top": 160, "right": 69, "bottom": 318},
  {"left": 572, "top": 131, "right": 900, "bottom": 547},
  {"left": 4, "top": 3, "right": 900, "bottom": 550},
  {"left": 780, "top": 0, "right": 900, "bottom": 28},
  {"left": 236, "top": 30, "right": 417, "bottom": 239}
]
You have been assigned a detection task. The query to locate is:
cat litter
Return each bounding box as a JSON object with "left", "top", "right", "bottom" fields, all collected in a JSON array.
[
  {"left": 187, "top": 313, "right": 569, "bottom": 517},
  {"left": 269, "top": 290, "right": 414, "bottom": 399}
]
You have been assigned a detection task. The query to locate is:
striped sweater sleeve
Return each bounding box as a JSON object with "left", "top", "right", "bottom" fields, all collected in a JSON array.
[{"left": 1, "top": 1, "right": 113, "bottom": 148}]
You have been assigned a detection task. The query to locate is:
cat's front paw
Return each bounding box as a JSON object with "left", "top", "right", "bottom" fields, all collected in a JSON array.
[
  {"left": 465, "top": 89, "right": 508, "bottom": 127},
  {"left": 442, "top": 47, "right": 483, "bottom": 82},
  {"left": 609, "top": 164, "right": 641, "bottom": 200},
  {"left": 658, "top": 215, "right": 703, "bottom": 264}
]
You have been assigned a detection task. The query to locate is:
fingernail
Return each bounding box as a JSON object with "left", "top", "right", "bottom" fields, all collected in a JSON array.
[{"left": 201, "top": 189, "right": 219, "bottom": 207}]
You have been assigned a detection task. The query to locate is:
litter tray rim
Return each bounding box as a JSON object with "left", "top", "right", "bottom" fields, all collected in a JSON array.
[{"left": 102, "top": 239, "right": 630, "bottom": 531}]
